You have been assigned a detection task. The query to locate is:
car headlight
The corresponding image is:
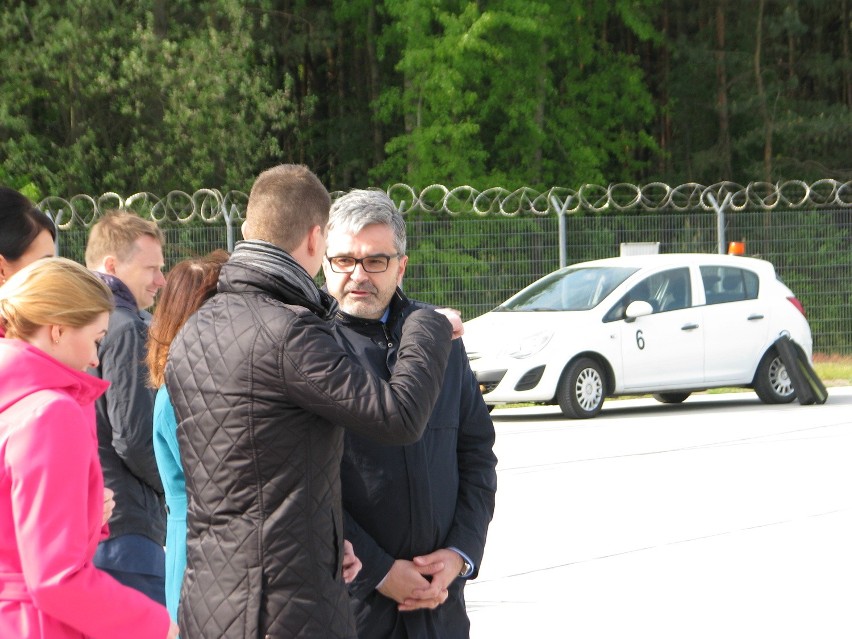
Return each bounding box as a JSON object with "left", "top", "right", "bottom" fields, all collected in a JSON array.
[{"left": 503, "top": 330, "right": 554, "bottom": 359}]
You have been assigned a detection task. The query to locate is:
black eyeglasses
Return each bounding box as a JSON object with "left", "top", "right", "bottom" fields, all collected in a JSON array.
[{"left": 325, "top": 254, "right": 399, "bottom": 273}]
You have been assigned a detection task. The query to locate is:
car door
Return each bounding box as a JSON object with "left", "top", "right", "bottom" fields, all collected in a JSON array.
[
  {"left": 700, "top": 265, "right": 770, "bottom": 383},
  {"left": 613, "top": 268, "right": 704, "bottom": 390}
]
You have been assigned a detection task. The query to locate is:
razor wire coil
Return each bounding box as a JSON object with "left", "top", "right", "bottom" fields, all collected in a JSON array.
[{"left": 38, "top": 179, "right": 852, "bottom": 228}]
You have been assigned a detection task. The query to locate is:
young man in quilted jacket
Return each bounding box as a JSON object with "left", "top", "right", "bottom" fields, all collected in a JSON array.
[
  {"left": 324, "top": 189, "right": 498, "bottom": 639},
  {"left": 164, "top": 164, "right": 460, "bottom": 639}
]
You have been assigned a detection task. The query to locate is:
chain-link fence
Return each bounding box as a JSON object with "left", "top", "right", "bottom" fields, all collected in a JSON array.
[{"left": 42, "top": 181, "right": 852, "bottom": 354}]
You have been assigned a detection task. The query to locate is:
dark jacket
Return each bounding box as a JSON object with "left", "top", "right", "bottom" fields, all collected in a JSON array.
[
  {"left": 164, "top": 244, "right": 453, "bottom": 639},
  {"left": 91, "top": 273, "right": 166, "bottom": 545},
  {"left": 333, "top": 290, "right": 498, "bottom": 639}
]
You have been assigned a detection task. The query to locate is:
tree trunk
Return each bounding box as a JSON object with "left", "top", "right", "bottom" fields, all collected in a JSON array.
[
  {"left": 844, "top": 0, "right": 852, "bottom": 108},
  {"left": 332, "top": 38, "right": 342, "bottom": 186},
  {"left": 533, "top": 41, "right": 547, "bottom": 182},
  {"left": 402, "top": 74, "right": 417, "bottom": 179},
  {"left": 754, "top": 0, "right": 773, "bottom": 182},
  {"left": 714, "top": 0, "right": 732, "bottom": 179},
  {"left": 153, "top": 0, "right": 167, "bottom": 38},
  {"left": 786, "top": 1, "right": 796, "bottom": 88},
  {"left": 366, "top": 4, "right": 384, "bottom": 168},
  {"left": 659, "top": 3, "right": 671, "bottom": 177}
]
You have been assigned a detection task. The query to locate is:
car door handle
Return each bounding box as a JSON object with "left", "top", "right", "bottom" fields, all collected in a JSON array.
[
  {"left": 681, "top": 323, "right": 699, "bottom": 331},
  {"left": 747, "top": 314, "right": 765, "bottom": 321}
]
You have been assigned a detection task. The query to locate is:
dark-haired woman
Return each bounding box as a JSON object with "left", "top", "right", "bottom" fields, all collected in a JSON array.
[
  {"left": 146, "top": 251, "right": 228, "bottom": 624},
  {"left": 0, "top": 187, "right": 56, "bottom": 289}
]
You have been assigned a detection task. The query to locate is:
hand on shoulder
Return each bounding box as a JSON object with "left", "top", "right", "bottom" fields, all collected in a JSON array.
[{"left": 433, "top": 308, "right": 464, "bottom": 339}]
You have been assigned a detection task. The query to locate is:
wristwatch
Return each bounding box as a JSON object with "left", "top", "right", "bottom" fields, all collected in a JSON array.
[{"left": 458, "top": 559, "right": 472, "bottom": 578}]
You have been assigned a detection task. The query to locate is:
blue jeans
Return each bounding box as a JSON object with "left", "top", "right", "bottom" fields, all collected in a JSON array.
[{"left": 94, "top": 533, "right": 166, "bottom": 605}]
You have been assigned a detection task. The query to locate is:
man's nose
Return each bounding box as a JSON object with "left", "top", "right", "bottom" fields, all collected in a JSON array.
[{"left": 349, "top": 262, "right": 371, "bottom": 281}]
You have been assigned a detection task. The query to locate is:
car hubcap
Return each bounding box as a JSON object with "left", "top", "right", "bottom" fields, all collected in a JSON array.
[
  {"left": 575, "top": 368, "right": 603, "bottom": 411},
  {"left": 769, "top": 357, "right": 793, "bottom": 396}
]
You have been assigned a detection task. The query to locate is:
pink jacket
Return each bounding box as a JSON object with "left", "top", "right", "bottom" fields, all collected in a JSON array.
[{"left": 0, "top": 339, "right": 171, "bottom": 638}]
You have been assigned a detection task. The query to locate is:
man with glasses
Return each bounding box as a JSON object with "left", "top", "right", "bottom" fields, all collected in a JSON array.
[
  {"left": 324, "top": 189, "right": 498, "bottom": 639},
  {"left": 165, "top": 165, "right": 461, "bottom": 639}
]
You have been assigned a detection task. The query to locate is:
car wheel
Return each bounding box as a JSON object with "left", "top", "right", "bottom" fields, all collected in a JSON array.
[
  {"left": 557, "top": 357, "right": 605, "bottom": 419},
  {"left": 753, "top": 349, "right": 796, "bottom": 404},
  {"left": 652, "top": 392, "right": 691, "bottom": 404}
]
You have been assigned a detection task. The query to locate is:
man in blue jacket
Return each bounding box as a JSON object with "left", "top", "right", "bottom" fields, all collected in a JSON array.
[
  {"left": 86, "top": 211, "right": 167, "bottom": 604},
  {"left": 324, "top": 189, "right": 498, "bottom": 639}
]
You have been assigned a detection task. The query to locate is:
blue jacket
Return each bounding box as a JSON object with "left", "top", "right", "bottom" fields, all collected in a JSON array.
[
  {"left": 332, "top": 289, "right": 498, "bottom": 639},
  {"left": 91, "top": 273, "right": 165, "bottom": 546},
  {"left": 152, "top": 386, "right": 186, "bottom": 623}
]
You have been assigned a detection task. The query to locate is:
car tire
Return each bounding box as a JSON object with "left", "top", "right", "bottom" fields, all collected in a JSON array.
[
  {"left": 652, "top": 392, "right": 691, "bottom": 404},
  {"left": 557, "top": 357, "right": 605, "bottom": 419},
  {"left": 753, "top": 348, "right": 796, "bottom": 404}
]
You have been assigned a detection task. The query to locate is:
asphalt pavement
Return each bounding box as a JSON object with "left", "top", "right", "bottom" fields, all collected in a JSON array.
[{"left": 466, "top": 387, "right": 852, "bottom": 638}]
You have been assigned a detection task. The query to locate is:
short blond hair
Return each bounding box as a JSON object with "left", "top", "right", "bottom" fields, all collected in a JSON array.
[
  {"left": 0, "top": 257, "right": 114, "bottom": 340},
  {"left": 85, "top": 210, "right": 164, "bottom": 267},
  {"left": 243, "top": 164, "right": 330, "bottom": 252}
]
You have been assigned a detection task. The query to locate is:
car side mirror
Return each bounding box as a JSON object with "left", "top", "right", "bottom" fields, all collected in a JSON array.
[{"left": 625, "top": 300, "right": 654, "bottom": 323}]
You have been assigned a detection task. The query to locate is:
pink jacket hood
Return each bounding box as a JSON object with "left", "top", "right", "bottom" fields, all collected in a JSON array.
[{"left": 0, "top": 339, "right": 109, "bottom": 412}]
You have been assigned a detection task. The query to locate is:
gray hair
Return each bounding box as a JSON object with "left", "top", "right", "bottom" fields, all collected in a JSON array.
[{"left": 328, "top": 189, "right": 407, "bottom": 256}]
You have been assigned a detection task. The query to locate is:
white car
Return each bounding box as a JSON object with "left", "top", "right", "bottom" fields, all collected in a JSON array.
[{"left": 463, "top": 253, "right": 813, "bottom": 418}]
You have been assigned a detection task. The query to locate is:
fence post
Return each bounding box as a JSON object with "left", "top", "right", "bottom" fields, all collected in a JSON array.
[
  {"left": 706, "top": 192, "right": 733, "bottom": 254},
  {"left": 223, "top": 203, "right": 238, "bottom": 253},
  {"left": 45, "top": 209, "right": 61, "bottom": 257},
  {"left": 550, "top": 194, "right": 574, "bottom": 268}
]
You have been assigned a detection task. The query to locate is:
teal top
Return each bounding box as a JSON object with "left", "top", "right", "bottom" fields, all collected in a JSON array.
[{"left": 152, "top": 386, "right": 187, "bottom": 624}]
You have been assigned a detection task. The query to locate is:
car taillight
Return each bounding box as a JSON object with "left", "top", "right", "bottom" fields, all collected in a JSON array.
[{"left": 787, "top": 296, "right": 806, "bottom": 317}]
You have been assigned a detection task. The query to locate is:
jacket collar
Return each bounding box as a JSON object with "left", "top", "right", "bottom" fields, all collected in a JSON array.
[
  {"left": 333, "top": 288, "right": 409, "bottom": 329},
  {"left": 222, "top": 241, "right": 338, "bottom": 320},
  {"left": 0, "top": 339, "right": 110, "bottom": 412},
  {"left": 92, "top": 272, "right": 138, "bottom": 312}
]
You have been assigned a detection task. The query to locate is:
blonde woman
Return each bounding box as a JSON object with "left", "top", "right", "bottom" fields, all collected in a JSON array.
[{"left": 0, "top": 258, "right": 177, "bottom": 639}]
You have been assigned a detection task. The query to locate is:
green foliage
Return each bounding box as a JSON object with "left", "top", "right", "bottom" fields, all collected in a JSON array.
[
  {"left": 659, "top": 0, "right": 851, "bottom": 184},
  {"left": 0, "top": 0, "right": 300, "bottom": 196},
  {"left": 370, "top": 0, "right": 661, "bottom": 189},
  {"left": 0, "top": 0, "right": 848, "bottom": 194}
]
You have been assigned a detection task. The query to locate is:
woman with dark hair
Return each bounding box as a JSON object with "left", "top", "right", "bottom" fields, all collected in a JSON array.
[
  {"left": 0, "top": 187, "right": 57, "bottom": 286},
  {"left": 146, "top": 250, "right": 229, "bottom": 624}
]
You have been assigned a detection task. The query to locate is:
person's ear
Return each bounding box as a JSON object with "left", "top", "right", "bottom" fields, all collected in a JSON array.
[
  {"left": 306, "top": 225, "right": 323, "bottom": 256},
  {"left": 396, "top": 254, "right": 408, "bottom": 285},
  {"left": 50, "top": 324, "right": 63, "bottom": 344},
  {"left": 102, "top": 255, "right": 118, "bottom": 275},
  {"left": 0, "top": 254, "right": 9, "bottom": 283}
]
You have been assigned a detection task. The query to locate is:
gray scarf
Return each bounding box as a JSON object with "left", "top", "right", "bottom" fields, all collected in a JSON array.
[{"left": 231, "top": 240, "right": 338, "bottom": 320}]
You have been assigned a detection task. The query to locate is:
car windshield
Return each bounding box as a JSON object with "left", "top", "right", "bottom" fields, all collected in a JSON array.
[{"left": 497, "top": 266, "right": 638, "bottom": 311}]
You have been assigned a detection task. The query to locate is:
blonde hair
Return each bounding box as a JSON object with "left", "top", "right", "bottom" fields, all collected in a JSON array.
[
  {"left": 0, "top": 257, "right": 114, "bottom": 340},
  {"left": 85, "top": 210, "right": 164, "bottom": 267}
]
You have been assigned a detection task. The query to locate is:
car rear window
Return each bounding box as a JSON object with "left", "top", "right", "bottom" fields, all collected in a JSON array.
[
  {"left": 499, "top": 266, "right": 638, "bottom": 311},
  {"left": 700, "top": 266, "right": 759, "bottom": 304}
]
